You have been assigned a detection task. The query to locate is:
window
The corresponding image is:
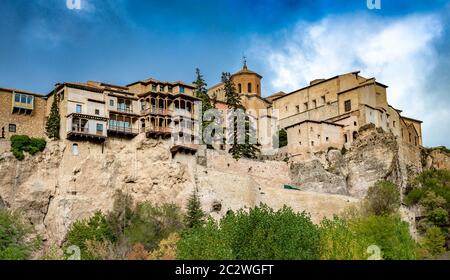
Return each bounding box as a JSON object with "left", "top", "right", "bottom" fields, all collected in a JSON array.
[
  {"left": 15, "top": 94, "right": 20, "bottom": 102},
  {"left": 321, "top": 95, "right": 326, "bottom": 104},
  {"left": 344, "top": 100, "right": 351, "bottom": 112},
  {"left": 97, "top": 124, "right": 104, "bottom": 133},
  {"left": 238, "top": 84, "right": 242, "bottom": 93},
  {"left": 179, "top": 86, "right": 185, "bottom": 93},
  {"left": 393, "top": 121, "right": 396, "bottom": 128},
  {"left": 354, "top": 121, "right": 357, "bottom": 126},
  {"left": 298, "top": 129, "right": 301, "bottom": 135},
  {"left": 168, "top": 86, "right": 173, "bottom": 93},
  {"left": 344, "top": 134, "right": 348, "bottom": 143},
  {"left": 311, "top": 141, "right": 315, "bottom": 146},
  {"left": 76, "top": 104, "right": 82, "bottom": 113},
  {"left": 312, "top": 99, "right": 317, "bottom": 108},
  {"left": 304, "top": 102, "right": 309, "bottom": 111},
  {"left": 95, "top": 109, "right": 100, "bottom": 115},
  {"left": 317, "top": 134, "right": 321, "bottom": 139},
  {"left": 326, "top": 137, "right": 329, "bottom": 142},
  {"left": 296, "top": 105, "right": 300, "bottom": 113},
  {"left": 299, "top": 141, "right": 302, "bottom": 146},
  {"left": 152, "top": 84, "right": 157, "bottom": 91},
  {"left": 110, "top": 100, "right": 114, "bottom": 107},
  {"left": 353, "top": 131, "right": 358, "bottom": 140},
  {"left": 248, "top": 83, "right": 252, "bottom": 93},
  {"left": 72, "top": 144, "right": 79, "bottom": 156},
  {"left": 9, "top": 124, "right": 16, "bottom": 133}
]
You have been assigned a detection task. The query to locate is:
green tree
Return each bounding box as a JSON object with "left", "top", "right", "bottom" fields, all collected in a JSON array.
[
  {"left": 222, "top": 72, "right": 259, "bottom": 160},
  {"left": 365, "top": 180, "right": 401, "bottom": 216},
  {"left": 107, "top": 190, "right": 134, "bottom": 239},
  {"left": 319, "top": 217, "right": 368, "bottom": 260},
  {"left": 421, "top": 226, "right": 446, "bottom": 257},
  {"left": 350, "top": 215, "right": 417, "bottom": 260},
  {"left": 420, "top": 191, "right": 447, "bottom": 212},
  {"left": 185, "top": 189, "right": 205, "bottom": 228},
  {"left": 10, "top": 135, "right": 46, "bottom": 160},
  {"left": 46, "top": 93, "right": 60, "bottom": 140},
  {"left": 193, "top": 68, "right": 214, "bottom": 146},
  {"left": 124, "top": 202, "right": 184, "bottom": 251},
  {"left": 64, "top": 211, "right": 115, "bottom": 260},
  {"left": 0, "top": 209, "right": 40, "bottom": 260},
  {"left": 177, "top": 219, "right": 233, "bottom": 260},
  {"left": 406, "top": 169, "right": 450, "bottom": 209},
  {"left": 427, "top": 208, "right": 449, "bottom": 227}
]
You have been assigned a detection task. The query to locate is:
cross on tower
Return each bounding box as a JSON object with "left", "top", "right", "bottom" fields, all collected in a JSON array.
[{"left": 242, "top": 56, "right": 248, "bottom": 70}]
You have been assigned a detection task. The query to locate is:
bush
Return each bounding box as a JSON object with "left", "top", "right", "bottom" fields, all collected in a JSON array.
[
  {"left": 427, "top": 208, "right": 449, "bottom": 227},
  {"left": 406, "top": 170, "right": 450, "bottom": 209},
  {"left": 64, "top": 211, "right": 115, "bottom": 260},
  {"left": 177, "top": 204, "right": 321, "bottom": 260},
  {"left": 319, "top": 217, "right": 368, "bottom": 260},
  {"left": 10, "top": 135, "right": 46, "bottom": 160},
  {"left": 421, "top": 226, "right": 446, "bottom": 257},
  {"left": 365, "top": 181, "right": 401, "bottom": 216},
  {"left": 349, "top": 215, "right": 417, "bottom": 260},
  {"left": 177, "top": 219, "right": 233, "bottom": 260},
  {"left": 124, "top": 202, "right": 184, "bottom": 251},
  {"left": 0, "top": 209, "right": 40, "bottom": 260},
  {"left": 420, "top": 191, "right": 447, "bottom": 212}
]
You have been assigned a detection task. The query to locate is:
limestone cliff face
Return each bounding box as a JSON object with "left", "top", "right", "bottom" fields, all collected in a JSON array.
[
  {"left": 0, "top": 125, "right": 439, "bottom": 244},
  {"left": 0, "top": 134, "right": 356, "bottom": 244},
  {"left": 289, "top": 124, "right": 424, "bottom": 198}
]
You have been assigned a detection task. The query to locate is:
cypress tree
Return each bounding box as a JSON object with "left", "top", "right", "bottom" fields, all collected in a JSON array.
[
  {"left": 46, "top": 92, "right": 60, "bottom": 140},
  {"left": 193, "top": 68, "right": 213, "bottom": 146},
  {"left": 222, "top": 72, "right": 259, "bottom": 160},
  {"left": 185, "top": 189, "right": 205, "bottom": 228}
]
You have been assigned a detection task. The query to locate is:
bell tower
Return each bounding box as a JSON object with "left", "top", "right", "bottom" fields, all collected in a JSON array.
[{"left": 231, "top": 57, "right": 262, "bottom": 96}]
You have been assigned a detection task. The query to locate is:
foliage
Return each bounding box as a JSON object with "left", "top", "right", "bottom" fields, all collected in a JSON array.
[
  {"left": 349, "top": 215, "right": 417, "bottom": 260},
  {"left": 223, "top": 72, "right": 259, "bottom": 160},
  {"left": 64, "top": 211, "right": 115, "bottom": 260},
  {"left": 420, "top": 191, "right": 447, "bottom": 212},
  {"left": 0, "top": 209, "right": 40, "bottom": 260},
  {"left": 421, "top": 226, "right": 446, "bottom": 257},
  {"left": 177, "top": 218, "right": 234, "bottom": 260},
  {"left": 46, "top": 93, "right": 61, "bottom": 140},
  {"left": 177, "top": 204, "right": 320, "bottom": 260},
  {"left": 406, "top": 169, "right": 450, "bottom": 209},
  {"left": 124, "top": 202, "right": 184, "bottom": 251},
  {"left": 273, "top": 129, "right": 287, "bottom": 149},
  {"left": 365, "top": 181, "right": 401, "bottom": 216},
  {"left": 107, "top": 190, "right": 134, "bottom": 239},
  {"left": 185, "top": 189, "right": 205, "bottom": 228},
  {"left": 126, "top": 243, "right": 149, "bottom": 260},
  {"left": 10, "top": 135, "right": 46, "bottom": 160},
  {"left": 319, "top": 217, "right": 368, "bottom": 260},
  {"left": 427, "top": 208, "right": 449, "bottom": 227},
  {"left": 193, "top": 68, "right": 214, "bottom": 146},
  {"left": 148, "top": 233, "right": 179, "bottom": 260}
]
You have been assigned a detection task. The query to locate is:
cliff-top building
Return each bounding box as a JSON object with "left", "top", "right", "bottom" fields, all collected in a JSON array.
[{"left": 0, "top": 66, "right": 423, "bottom": 161}]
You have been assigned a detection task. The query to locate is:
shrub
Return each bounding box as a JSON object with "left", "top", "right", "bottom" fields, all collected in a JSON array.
[
  {"left": 10, "top": 135, "right": 46, "bottom": 160},
  {"left": 421, "top": 226, "right": 446, "bottom": 257},
  {"left": 124, "top": 202, "right": 184, "bottom": 251},
  {"left": 176, "top": 219, "right": 233, "bottom": 260},
  {"left": 427, "top": 208, "right": 449, "bottom": 227},
  {"left": 420, "top": 191, "right": 446, "bottom": 212},
  {"left": 64, "top": 211, "right": 115, "bottom": 260},
  {"left": 0, "top": 209, "right": 40, "bottom": 260},
  {"left": 148, "top": 233, "right": 180, "bottom": 260},
  {"left": 319, "top": 217, "right": 368, "bottom": 260},
  {"left": 406, "top": 170, "right": 450, "bottom": 209},
  {"left": 177, "top": 204, "right": 321, "bottom": 260},
  {"left": 365, "top": 181, "right": 401, "bottom": 216},
  {"left": 349, "top": 215, "right": 417, "bottom": 260}
]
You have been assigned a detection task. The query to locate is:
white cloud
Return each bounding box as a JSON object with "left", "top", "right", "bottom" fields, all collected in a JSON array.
[{"left": 251, "top": 13, "right": 449, "bottom": 147}]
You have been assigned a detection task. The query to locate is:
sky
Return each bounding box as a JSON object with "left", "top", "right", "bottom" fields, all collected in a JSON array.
[{"left": 0, "top": 0, "right": 449, "bottom": 147}]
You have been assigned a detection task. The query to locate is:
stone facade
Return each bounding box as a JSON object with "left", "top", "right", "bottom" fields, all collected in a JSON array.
[{"left": 0, "top": 88, "right": 47, "bottom": 140}]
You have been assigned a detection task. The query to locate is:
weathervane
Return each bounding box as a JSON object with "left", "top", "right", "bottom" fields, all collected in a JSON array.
[{"left": 242, "top": 55, "right": 248, "bottom": 70}]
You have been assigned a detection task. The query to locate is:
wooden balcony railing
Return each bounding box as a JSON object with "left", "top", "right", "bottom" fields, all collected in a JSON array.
[{"left": 108, "top": 125, "right": 139, "bottom": 135}]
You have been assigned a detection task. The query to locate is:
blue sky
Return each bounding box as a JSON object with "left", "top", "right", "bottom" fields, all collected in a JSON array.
[{"left": 0, "top": 0, "right": 449, "bottom": 147}]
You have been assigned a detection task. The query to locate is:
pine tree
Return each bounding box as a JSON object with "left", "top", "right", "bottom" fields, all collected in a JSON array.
[
  {"left": 222, "top": 72, "right": 259, "bottom": 160},
  {"left": 193, "top": 68, "right": 214, "bottom": 146},
  {"left": 46, "top": 92, "right": 60, "bottom": 140},
  {"left": 185, "top": 188, "right": 205, "bottom": 228}
]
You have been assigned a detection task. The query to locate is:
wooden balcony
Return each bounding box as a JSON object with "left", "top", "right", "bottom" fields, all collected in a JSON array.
[
  {"left": 67, "top": 126, "right": 106, "bottom": 142},
  {"left": 141, "top": 107, "right": 172, "bottom": 116},
  {"left": 145, "top": 126, "right": 172, "bottom": 138},
  {"left": 107, "top": 125, "right": 139, "bottom": 137}
]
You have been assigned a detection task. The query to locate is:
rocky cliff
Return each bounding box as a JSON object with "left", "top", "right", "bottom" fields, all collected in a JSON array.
[{"left": 0, "top": 125, "right": 446, "bottom": 245}]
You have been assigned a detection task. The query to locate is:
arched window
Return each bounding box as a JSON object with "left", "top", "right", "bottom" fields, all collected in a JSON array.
[
  {"left": 353, "top": 131, "right": 358, "bottom": 140},
  {"left": 248, "top": 83, "right": 252, "bottom": 93},
  {"left": 238, "top": 84, "right": 242, "bottom": 93}
]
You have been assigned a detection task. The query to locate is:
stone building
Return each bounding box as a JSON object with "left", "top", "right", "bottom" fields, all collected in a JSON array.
[{"left": 0, "top": 87, "right": 48, "bottom": 140}]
